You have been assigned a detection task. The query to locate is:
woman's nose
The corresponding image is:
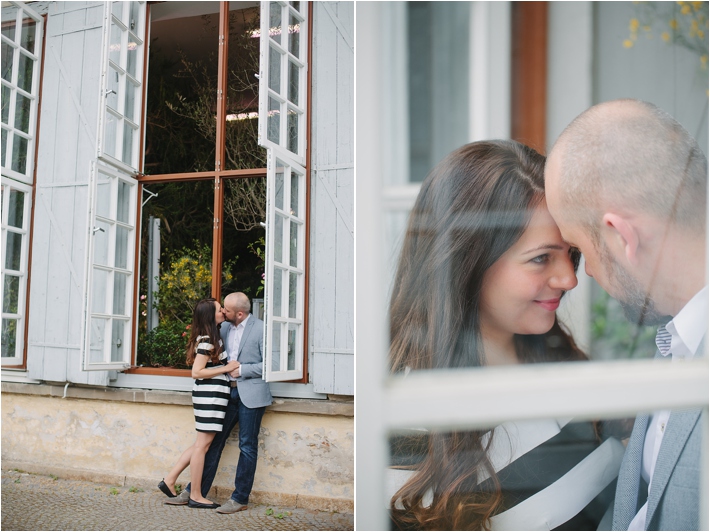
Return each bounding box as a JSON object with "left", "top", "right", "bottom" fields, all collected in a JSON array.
[{"left": 550, "top": 256, "right": 578, "bottom": 291}]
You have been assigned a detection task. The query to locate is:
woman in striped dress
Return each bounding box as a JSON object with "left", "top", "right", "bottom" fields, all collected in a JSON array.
[{"left": 158, "top": 298, "right": 239, "bottom": 509}]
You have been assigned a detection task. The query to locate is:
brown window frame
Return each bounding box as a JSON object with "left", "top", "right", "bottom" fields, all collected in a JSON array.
[{"left": 126, "top": 2, "right": 312, "bottom": 384}]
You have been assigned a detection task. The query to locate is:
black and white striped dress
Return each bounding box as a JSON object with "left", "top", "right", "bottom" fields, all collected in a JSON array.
[{"left": 191, "top": 335, "right": 230, "bottom": 433}]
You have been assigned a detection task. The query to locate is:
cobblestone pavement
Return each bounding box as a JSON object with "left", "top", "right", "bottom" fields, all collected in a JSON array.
[{"left": 1, "top": 470, "right": 354, "bottom": 531}]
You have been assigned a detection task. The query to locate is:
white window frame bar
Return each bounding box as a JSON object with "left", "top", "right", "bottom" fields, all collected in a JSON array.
[
  {"left": 258, "top": 1, "right": 308, "bottom": 167},
  {"left": 0, "top": 1, "right": 43, "bottom": 185},
  {"left": 262, "top": 149, "right": 306, "bottom": 382},
  {"left": 82, "top": 161, "right": 138, "bottom": 371},
  {"left": 0, "top": 177, "right": 33, "bottom": 365},
  {"left": 355, "top": 3, "right": 708, "bottom": 530}
]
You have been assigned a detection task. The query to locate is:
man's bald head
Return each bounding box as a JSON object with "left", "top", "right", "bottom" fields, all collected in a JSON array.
[
  {"left": 223, "top": 292, "right": 251, "bottom": 325},
  {"left": 546, "top": 99, "right": 707, "bottom": 234}
]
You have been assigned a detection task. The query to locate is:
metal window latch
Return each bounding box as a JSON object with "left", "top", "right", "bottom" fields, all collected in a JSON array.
[
  {"left": 116, "top": 338, "right": 122, "bottom": 348},
  {"left": 105, "top": 89, "right": 116, "bottom": 96},
  {"left": 92, "top": 226, "right": 105, "bottom": 234}
]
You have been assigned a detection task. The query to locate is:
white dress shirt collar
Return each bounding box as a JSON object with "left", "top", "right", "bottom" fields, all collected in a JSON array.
[{"left": 663, "top": 285, "right": 708, "bottom": 360}]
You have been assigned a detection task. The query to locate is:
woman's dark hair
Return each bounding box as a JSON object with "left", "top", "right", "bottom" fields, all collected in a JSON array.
[
  {"left": 185, "top": 298, "right": 223, "bottom": 366},
  {"left": 389, "top": 140, "right": 585, "bottom": 530}
]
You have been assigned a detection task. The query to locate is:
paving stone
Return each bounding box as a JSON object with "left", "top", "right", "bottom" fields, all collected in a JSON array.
[{"left": 1, "top": 470, "right": 353, "bottom": 531}]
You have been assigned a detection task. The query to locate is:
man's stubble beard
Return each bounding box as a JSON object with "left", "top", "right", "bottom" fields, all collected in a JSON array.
[{"left": 600, "top": 241, "right": 667, "bottom": 327}]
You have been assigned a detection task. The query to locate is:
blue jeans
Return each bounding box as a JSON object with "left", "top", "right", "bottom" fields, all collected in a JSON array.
[{"left": 187, "top": 385, "right": 266, "bottom": 504}]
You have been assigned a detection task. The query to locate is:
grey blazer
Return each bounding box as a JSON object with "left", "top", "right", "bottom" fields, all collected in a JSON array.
[
  {"left": 612, "top": 351, "right": 705, "bottom": 530},
  {"left": 220, "top": 315, "right": 273, "bottom": 409}
]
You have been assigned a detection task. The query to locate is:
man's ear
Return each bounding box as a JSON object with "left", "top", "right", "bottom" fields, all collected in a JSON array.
[{"left": 602, "top": 212, "right": 640, "bottom": 265}]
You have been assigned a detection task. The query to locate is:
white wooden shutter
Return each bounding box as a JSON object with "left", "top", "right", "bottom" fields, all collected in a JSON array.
[
  {"left": 83, "top": 0, "right": 146, "bottom": 370},
  {"left": 258, "top": 1, "right": 309, "bottom": 382}
]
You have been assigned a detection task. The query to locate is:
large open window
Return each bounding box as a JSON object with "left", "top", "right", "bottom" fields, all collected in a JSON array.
[{"left": 126, "top": 1, "right": 310, "bottom": 384}]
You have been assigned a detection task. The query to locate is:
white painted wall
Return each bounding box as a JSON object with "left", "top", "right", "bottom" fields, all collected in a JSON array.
[{"left": 309, "top": 2, "right": 354, "bottom": 395}]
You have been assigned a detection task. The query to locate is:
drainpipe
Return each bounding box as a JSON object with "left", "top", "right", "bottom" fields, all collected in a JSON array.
[{"left": 62, "top": 382, "right": 70, "bottom": 399}]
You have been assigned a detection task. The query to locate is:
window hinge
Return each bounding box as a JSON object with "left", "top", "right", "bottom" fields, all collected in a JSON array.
[{"left": 214, "top": 217, "right": 219, "bottom": 229}]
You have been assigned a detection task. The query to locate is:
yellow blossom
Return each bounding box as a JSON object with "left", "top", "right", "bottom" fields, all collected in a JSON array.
[
  {"left": 642, "top": 25, "right": 651, "bottom": 32},
  {"left": 630, "top": 18, "right": 640, "bottom": 31},
  {"left": 623, "top": 39, "right": 635, "bottom": 48},
  {"left": 661, "top": 31, "right": 671, "bottom": 41},
  {"left": 681, "top": 4, "right": 691, "bottom": 14},
  {"left": 701, "top": 54, "right": 708, "bottom": 69},
  {"left": 670, "top": 18, "right": 679, "bottom": 29},
  {"left": 692, "top": 1, "right": 703, "bottom": 9}
]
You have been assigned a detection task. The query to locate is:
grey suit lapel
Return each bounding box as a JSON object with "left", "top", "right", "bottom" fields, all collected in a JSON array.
[{"left": 613, "top": 413, "right": 649, "bottom": 530}]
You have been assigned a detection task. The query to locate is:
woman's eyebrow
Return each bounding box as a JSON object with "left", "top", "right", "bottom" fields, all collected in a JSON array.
[{"left": 521, "top": 243, "right": 566, "bottom": 254}]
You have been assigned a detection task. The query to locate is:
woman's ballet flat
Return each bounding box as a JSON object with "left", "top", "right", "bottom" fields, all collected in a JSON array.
[
  {"left": 158, "top": 480, "right": 176, "bottom": 498},
  {"left": 188, "top": 498, "right": 220, "bottom": 509}
]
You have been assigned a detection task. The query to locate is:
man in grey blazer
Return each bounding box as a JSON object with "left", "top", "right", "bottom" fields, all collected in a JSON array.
[
  {"left": 167, "top": 292, "right": 273, "bottom": 512},
  {"left": 545, "top": 99, "right": 707, "bottom": 530}
]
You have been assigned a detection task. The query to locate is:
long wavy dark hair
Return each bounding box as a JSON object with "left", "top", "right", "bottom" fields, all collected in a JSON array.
[
  {"left": 185, "top": 298, "right": 223, "bottom": 366},
  {"left": 389, "top": 140, "right": 585, "bottom": 530}
]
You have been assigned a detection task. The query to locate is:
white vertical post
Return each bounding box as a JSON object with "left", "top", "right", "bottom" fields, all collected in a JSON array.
[
  {"left": 146, "top": 216, "right": 160, "bottom": 330},
  {"left": 356, "top": 2, "right": 389, "bottom": 529}
]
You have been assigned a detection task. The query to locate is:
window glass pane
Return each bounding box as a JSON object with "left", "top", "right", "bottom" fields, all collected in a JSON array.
[
  {"left": 122, "top": 125, "right": 134, "bottom": 166},
  {"left": 91, "top": 268, "right": 108, "bottom": 313},
  {"left": 107, "top": 67, "right": 119, "bottom": 111},
  {"left": 10, "top": 134, "right": 27, "bottom": 174},
  {"left": 1, "top": 318, "right": 17, "bottom": 358},
  {"left": 2, "top": 15, "right": 16, "bottom": 42},
  {"left": 289, "top": 220, "right": 298, "bottom": 267},
  {"left": 287, "top": 322, "right": 297, "bottom": 369},
  {"left": 1, "top": 43, "right": 12, "bottom": 84},
  {"left": 96, "top": 175, "right": 111, "bottom": 219},
  {"left": 93, "top": 220, "right": 110, "bottom": 266},
  {"left": 104, "top": 112, "right": 117, "bottom": 158},
  {"left": 275, "top": 166, "right": 284, "bottom": 210},
  {"left": 89, "top": 318, "right": 107, "bottom": 362},
  {"left": 271, "top": 321, "right": 281, "bottom": 370},
  {"left": 2, "top": 85, "right": 11, "bottom": 124},
  {"left": 272, "top": 267, "right": 283, "bottom": 317},
  {"left": 14, "top": 93, "right": 30, "bottom": 133},
  {"left": 111, "top": 319, "right": 126, "bottom": 361},
  {"left": 7, "top": 189, "right": 25, "bottom": 228},
  {"left": 124, "top": 81, "right": 136, "bottom": 122},
  {"left": 129, "top": 3, "right": 141, "bottom": 34},
  {"left": 288, "top": 60, "right": 299, "bottom": 104},
  {"left": 5, "top": 231, "right": 22, "bottom": 271},
  {"left": 112, "top": 2, "right": 123, "bottom": 21},
  {"left": 116, "top": 180, "right": 130, "bottom": 223},
  {"left": 290, "top": 170, "right": 299, "bottom": 216},
  {"left": 274, "top": 213, "right": 284, "bottom": 263},
  {"left": 17, "top": 51, "right": 32, "bottom": 93},
  {"left": 270, "top": 2, "right": 281, "bottom": 45},
  {"left": 144, "top": 2, "right": 220, "bottom": 175},
  {"left": 1, "top": 130, "right": 7, "bottom": 164},
  {"left": 109, "top": 22, "right": 121, "bottom": 65},
  {"left": 287, "top": 108, "right": 298, "bottom": 153},
  {"left": 288, "top": 13, "right": 300, "bottom": 57},
  {"left": 3, "top": 274, "right": 19, "bottom": 313},
  {"left": 290, "top": 2, "right": 300, "bottom": 12},
  {"left": 115, "top": 226, "right": 129, "bottom": 269},
  {"left": 269, "top": 46, "right": 281, "bottom": 94},
  {"left": 288, "top": 271, "right": 298, "bottom": 318},
  {"left": 136, "top": 179, "right": 215, "bottom": 369},
  {"left": 267, "top": 97, "right": 280, "bottom": 144},
  {"left": 113, "top": 272, "right": 127, "bottom": 314},
  {"left": 20, "top": 19, "right": 36, "bottom": 54},
  {"left": 126, "top": 33, "right": 139, "bottom": 78}
]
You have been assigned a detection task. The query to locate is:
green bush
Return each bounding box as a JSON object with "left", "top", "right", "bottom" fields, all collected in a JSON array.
[{"left": 138, "top": 320, "right": 191, "bottom": 369}]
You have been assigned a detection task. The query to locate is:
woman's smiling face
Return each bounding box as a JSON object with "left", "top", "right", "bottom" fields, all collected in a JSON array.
[{"left": 479, "top": 199, "right": 578, "bottom": 347}]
